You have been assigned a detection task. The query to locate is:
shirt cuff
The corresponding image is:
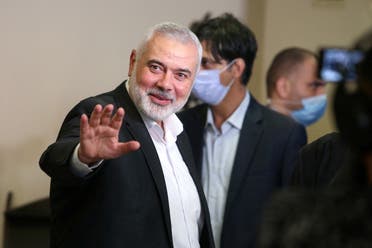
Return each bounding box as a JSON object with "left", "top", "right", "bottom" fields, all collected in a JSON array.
[{"left": 70, "top": 143, "right": 103, "bottom": 177}]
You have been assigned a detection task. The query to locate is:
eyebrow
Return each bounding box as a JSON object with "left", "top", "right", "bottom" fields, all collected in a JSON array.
[{"left": 148, "top": 59, "right": 192, "bottom": 77}]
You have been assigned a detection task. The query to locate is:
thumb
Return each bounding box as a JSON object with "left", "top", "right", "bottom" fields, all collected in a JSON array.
[{"left": 118, "top": 141, "right": 141, "bottom": 155}]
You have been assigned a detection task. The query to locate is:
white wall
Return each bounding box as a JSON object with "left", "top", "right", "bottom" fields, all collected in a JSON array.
[
  {"left": 258, "top": 0, "right": 372, "bottom": 142},
  {"left": 0, "top": 0, "right": 247, "bottom": 243}
]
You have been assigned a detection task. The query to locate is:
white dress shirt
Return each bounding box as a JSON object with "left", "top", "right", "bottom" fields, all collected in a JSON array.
[
  {"left": 202, "top": 91, "right": 250, "bottom": 248},
  {"left": 143, "top": 113, "right": 202, "bottom": 248},
  {"left": 70, "top": 113, "right": 202, "bottom": 248}
]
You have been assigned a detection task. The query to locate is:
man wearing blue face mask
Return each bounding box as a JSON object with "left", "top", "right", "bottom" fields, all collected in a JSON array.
[
  {"left": 266, "top": 47, "right": 327, "bottom": 126},
  {"left": 191, "top": 59, "right": 237, "bottom": 105},
  {"left": 178, "top": 13, "right": 307, "bottom": 248}
]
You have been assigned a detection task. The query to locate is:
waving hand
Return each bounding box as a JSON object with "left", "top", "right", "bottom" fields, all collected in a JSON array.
[{"left": 78, "top": 104, "right": 140, "bottom": 165}]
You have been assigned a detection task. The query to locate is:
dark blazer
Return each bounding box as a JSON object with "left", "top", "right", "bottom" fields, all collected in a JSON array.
[
  {"left": 259, "top": 134, "right": 371, "bottom": 248},
  {"left": 178, "top": 96, "right": 307, "bottom": 248},
  {"left": 291, "top": 132, "right": 354, "bottom": 189},
  {"left": 290, "top": 132, "right": 369, "bottom": 191},
  {"left": 39, "top": 82, "right": 214, "bottom": 248}
]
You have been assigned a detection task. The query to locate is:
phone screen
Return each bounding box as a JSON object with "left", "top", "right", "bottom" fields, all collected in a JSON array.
[{"left": 319, "top": 48, "right": 364, "bottom": 82}]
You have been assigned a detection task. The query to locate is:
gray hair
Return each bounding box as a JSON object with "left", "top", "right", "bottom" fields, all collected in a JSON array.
[{"left": 136, "top": 22, "right": 202, "bottom": 72}]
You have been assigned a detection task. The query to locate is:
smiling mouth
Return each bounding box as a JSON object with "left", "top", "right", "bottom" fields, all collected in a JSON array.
[{"left": 149, "top": 93, "right": 173, "bottom": 106}]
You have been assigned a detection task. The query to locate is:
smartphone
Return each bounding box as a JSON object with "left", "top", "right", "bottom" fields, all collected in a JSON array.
[{"left": 319, "top": 47, "right": 364, "bottom": 82}]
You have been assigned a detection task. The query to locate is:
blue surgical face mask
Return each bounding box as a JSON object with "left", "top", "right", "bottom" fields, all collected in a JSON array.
[
  {"left": 291, "top": 94, "right": 327, "bottom": 126},
  {"left": 192, "top": 60, "right": 236, "bottom": 105}
]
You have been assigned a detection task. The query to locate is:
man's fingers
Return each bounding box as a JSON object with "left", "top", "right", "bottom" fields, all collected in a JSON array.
[
  {"left": 110, "top": 107, "right": 125, "bottom": 130},
  {"left": 89, "top": 104, "right": 103, "bottom": 127},
  {"left": 101, "top": 104, "right": 114, "bottom": 126},
  {"left": 80, "top": 114, "right": 89, "bottom": 136}
]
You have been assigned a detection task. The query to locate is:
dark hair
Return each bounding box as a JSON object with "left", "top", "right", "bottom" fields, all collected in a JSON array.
[
  {"left": 354, "top": 28, "right": 372, "bottom": 52},
  {"left": 334, "top": 41, "right": 372, "bottom": 152},
  {"left": 358, "top": 49, "right": 372, "bottom": 90},
  {"left": 190, "top": 13, "right": 257, "bottom": 85},
  {"left": 334, "top": 27, "right": 372, "bottom": 152},
  {"left": 266, "top": 47, "right": 317, "bottom": 97}
]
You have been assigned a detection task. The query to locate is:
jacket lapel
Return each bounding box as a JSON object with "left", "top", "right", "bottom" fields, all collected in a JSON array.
[
  {"left": 177, "top": 132, "right": 200, "bottom": 183},
  {"left": 223, "top": 97, "right": 264, "bottom": 220},
  {"left": 185, "top": 105, "right": 208, "bottom": 173},
  {"left": 177, "top": 131, "right": 214, "bottom": 247},
  {"left": 113, "top": 82, "right": 173, "bottom": 246}
]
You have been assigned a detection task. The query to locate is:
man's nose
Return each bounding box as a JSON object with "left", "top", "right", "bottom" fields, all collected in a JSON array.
[{"left": 156, "top": 72, "right": 173, "bottom": 91}]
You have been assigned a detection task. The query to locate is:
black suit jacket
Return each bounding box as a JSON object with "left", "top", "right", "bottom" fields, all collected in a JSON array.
[
  {"left": 291, "top": 132, "right": 355, "bottom": 189},
  {"left": 178, "top": 96, "right": 307, "bottom": 248},
  {"left": 39, "top": 82, "right": 214, "bottom": 248},
  {"left": 259, "top": 134, "right": 370, "bottom": 248},
  {"left": 290, "top": 132, "right": 369, "bottom": 191}
]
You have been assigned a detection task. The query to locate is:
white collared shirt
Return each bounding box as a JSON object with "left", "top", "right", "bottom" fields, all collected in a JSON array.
[
  {"left": 202, "top": 91, "right": 250, "bottom": 248},
  {"left": 143, "top": 113, "right": 202, "bottom": 248}
]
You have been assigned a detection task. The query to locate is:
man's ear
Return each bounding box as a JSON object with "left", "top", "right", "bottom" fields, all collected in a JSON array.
[
  {"left": 276, "top": 77, "right": 291, "bottom": 98},
  {"left": 232, "top": 58, "right": 246, "bottom": 78},
  {"left": 128, "top": 49, "right": 136, "bottom": 77}
]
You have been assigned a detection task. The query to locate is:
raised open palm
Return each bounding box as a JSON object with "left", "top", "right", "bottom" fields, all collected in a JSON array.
[{"left": 78, "top": 104, "right": 140, "bottom": 165}]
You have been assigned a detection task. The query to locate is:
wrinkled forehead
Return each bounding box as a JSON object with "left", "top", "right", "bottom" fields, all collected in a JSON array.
[{"left": 141, "top": 34, "right": 200, "bottom": 72}]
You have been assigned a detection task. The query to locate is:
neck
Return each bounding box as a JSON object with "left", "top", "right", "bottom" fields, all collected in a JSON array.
[
  {"left": 211, "top": 83, "right": 246, "bottom": 130},
  {"left": 268, "top": 99, "right": 293, "bottom": 117},
  {"left": 158, "top": 121, "right": 164, "bottom": 130}
]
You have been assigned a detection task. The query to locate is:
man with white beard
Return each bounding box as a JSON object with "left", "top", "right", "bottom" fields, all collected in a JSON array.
[{"left": 39, "top": 22, "right": 215, "bottom": 248}]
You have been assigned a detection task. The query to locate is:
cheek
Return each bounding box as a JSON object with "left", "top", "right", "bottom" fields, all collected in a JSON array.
[
  {"left": 174, "top": 82, "right": 192, "bottom": 99},
  {"left": 136, "top": 70, "right": 157, "bottom": 89},
  {"left": 296, "top": 84, "right": 312, "bottom": 98}
]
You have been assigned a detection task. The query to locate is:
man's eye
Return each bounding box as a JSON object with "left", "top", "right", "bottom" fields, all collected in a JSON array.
[
  {"left": 150, "top": 64, "right": 162, "bottom": 73},
  {"left": 201, "top": 59, "right": 215, "bottom": 68},
  {"left": 175, "top": 73, "right": 187, "bottom": 81}
]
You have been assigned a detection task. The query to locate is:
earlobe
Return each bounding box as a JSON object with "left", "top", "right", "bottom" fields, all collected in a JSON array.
[{"left": 128, "top": 50, "right": 137, "bottom": 77}]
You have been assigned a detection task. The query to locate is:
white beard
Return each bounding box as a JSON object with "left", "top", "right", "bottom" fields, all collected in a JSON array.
[{"left": 128, "top": 67, "right": 188, "bottom": 122}]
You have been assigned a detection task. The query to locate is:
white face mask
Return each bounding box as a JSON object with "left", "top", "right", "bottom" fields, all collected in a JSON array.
[{"left": 192, "top": 60, "right": 236, "bottom": 105}]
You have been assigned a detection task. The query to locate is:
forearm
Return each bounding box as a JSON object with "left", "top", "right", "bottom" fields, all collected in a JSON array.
[{"left": 39, "top": 139, "right": 84, "bottom": 185}]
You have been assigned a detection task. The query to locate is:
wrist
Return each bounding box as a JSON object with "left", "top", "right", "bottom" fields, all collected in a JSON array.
[{"left": 77, "top": 147, "right": 97, "bottom": 166}]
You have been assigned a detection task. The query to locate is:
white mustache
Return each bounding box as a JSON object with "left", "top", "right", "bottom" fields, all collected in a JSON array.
[{"left": 147, "top": 88, "right": 175, "bottom": 101}]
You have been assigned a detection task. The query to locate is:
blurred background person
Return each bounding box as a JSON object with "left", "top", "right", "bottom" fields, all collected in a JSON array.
[
  {"left": 291, "top": 29, "right": 372, "bottom": 189},
  {"left": 291, "top": 131, "right": 352, "bottom": 189},
  {"left": 258, "top": 27, "right": 372, "bottom": 248},
  {"left": 266, "top": 47, "right": 327, "bottom": 127}
]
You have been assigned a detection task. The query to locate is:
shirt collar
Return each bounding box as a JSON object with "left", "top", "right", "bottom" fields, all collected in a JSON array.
[
  {"left": 206, "top": 91, "right": 251, "bottom": 131},
  {"left": 142, "top": 112, "right": 183, "bottom": 143}
]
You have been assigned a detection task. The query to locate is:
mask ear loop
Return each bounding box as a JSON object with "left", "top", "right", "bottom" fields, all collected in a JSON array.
[
  {"left": 219, "top": 59, "right": 237, "bottom": 88},
  {"left": 220, "top": 59, "right": 237, "bottom": 73}
]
